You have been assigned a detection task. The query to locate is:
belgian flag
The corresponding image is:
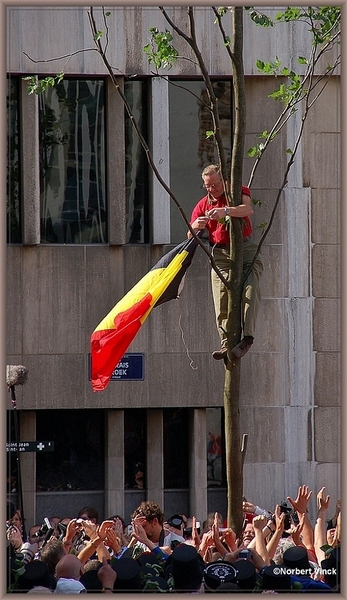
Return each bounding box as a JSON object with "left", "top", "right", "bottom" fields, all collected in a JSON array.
[{"left": 91, "top": 235, "right": 200, "bottom": 391}]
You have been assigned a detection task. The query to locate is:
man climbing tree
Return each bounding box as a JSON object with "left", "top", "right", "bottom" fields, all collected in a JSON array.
[{"left": 188, "top": 163, "right": 263, "bottom": 361}]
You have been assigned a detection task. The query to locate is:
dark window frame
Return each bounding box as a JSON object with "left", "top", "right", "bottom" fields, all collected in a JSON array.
[
  {"left": 39, "top": 76, "right": 108, "bottom": 245},
  {"left": 7, "top": 75, "right": 22, "bottom": 244},
  {"left": 124, "top": 78, "right": 150, "bottom": 244}
]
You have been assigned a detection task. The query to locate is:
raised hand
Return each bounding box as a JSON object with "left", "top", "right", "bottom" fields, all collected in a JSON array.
[
  {"left": 253, "top": 514, "right": 266, "bottom": 530},
  {"left": 287, "top": 485, "right": 312, "bottom": 515},
  {"left": 273, "top": 505, "right": 285, "bottom": 534},
  {"left": 316, "top": 487, "right": 330, "bottom": 512},
  {"left": 242, "top": 501, "right": 256, "bottom": 514},
  {"left": 97, "top": 557, "right": 117, "bottom": 591}
]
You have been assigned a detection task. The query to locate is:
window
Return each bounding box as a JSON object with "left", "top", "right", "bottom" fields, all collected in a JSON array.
[
  {"left": 163, "top": 408, "right": 189, "bottom": 488},
  {"left": 39, "top": 79, "right": 107, "bottom": 244},
  {"left": 207, "top": 408, "right": 226, "bottom": 487},
  {"left": 169, "top": 79, "right": 232, "bottom": 243},
  {"left": 36, "top": 410, "right": 105, "bottom": 491},
  {"left": 124, "top": 409, "right": 146, "bottom": 489},
  {"left": 7, "top": 76, "right": 21, "bottom": 244},
  {"left": 124, "top": 80, "right": 149, "bottom": 243}
]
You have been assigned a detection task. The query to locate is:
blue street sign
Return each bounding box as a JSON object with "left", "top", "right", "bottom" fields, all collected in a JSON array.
[{"left": 89, "top": 353, "right": 144, "bottom": 381}]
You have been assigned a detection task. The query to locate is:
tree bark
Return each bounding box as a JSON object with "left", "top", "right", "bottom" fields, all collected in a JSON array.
[{"left": 224, "top": 6, "right": 246, "bottom": 535}]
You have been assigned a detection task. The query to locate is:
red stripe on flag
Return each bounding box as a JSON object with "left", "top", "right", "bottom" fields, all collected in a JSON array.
[{"left": 91, "top": 293, "right": 152, "bottom": 391}]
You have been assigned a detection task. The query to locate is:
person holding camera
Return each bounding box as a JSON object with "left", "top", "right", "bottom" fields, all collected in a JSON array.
[{"left": 189, "top": 164, "right": 263, "bottom": 361}]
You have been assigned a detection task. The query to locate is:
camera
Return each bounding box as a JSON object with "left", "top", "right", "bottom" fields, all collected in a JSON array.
[
  {"left": 238, "top": 549, "right": 251, "bottom": 560},
  {"left": 34, "top": 517, "right": 55, "bottom": 546},
  {"left": 279, "top": 501, "right": 293, "bottom": 531},
  {"left": 34, "top": 517, "right": 53, "bottom": 538},
  {"left": 57, "top": 522, "right": 67, "bottom": 540},
  {"left": 292, "top": 511, "right": 299, "bottom": 525}
]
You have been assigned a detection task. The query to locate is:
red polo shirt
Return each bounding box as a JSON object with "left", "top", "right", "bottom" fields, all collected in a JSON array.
[{"left": 190, "top": 185, "right": 252, "bottom": 245}]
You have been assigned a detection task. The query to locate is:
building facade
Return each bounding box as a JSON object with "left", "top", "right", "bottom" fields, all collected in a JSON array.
[{"left": 6, "top": 6, "right": 340, "bottom": 530}]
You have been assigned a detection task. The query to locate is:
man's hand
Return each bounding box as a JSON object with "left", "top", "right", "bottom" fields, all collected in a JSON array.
[
  {"left": 290, "top": 513, "right": 305, "bottom": 546},
  {"left": 97, "top": 557, "right": 116, "bottom": 592},
  {"left": 222, "top": 529, "right": 237, "bottom": 552},
  {"left": 191, "top": 516, "right": 201, "bottom": 549},
  {"left": 198, "top": 530, "right": 214, "bottom": 553},
  {"left": 191, "top": 216, "right": 209, "bottom": 231},
  {"left": 242, "top": 501, "right": 256, "bottom": 514},
  {"left": 253, "top": 514, "right": 267, "bottom": 531},
  {"left": 104, "top": 528, "right": 122, "bottom": 554},
  {"left": 317, "top": 487, "right": 330, "bottom": 512},
  {"left": 97, "top": 520, "right": 114, "bottom": 541},
  {"left": 132, "top": 520, "right": 151, "bottom": 548},
  {"left": 81, "top": 519, "right": 98, "bottom": 540},
  {"left": 272, "top": 505, "right": 285, "bottom": 534},
  {"left": 64, "top": 518, "right": 80, "bottom": 543},
  {"left": 287, "top": 485, "right": 312, "bottom": 515},
  {"left": 7, "top": 525, "right": 23, "bottom": 551}
]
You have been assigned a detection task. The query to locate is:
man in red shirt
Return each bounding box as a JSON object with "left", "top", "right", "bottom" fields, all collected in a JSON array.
[{"left": 189, "top": 164, "right": 263, "bottom": 360}]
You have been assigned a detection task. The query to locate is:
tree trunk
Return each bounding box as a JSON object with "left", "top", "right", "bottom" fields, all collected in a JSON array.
[{"left": 224, "top": 6, "right": 246, "bottom": 535}]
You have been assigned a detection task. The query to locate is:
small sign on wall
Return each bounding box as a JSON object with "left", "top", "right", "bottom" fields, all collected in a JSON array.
[{"left": 89, "top": 353, "right": 144, "bottom": 381}]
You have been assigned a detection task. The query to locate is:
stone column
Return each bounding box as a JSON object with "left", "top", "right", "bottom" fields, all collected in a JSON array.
[
  {"left": 20, "top": 79, "right": 40, "bottom": 245},
  {"left": 147, "top": 409, "right": 164, "bottom": 507},
  {"left": 108, "top": 79, "right": 126, "bottom": 245},
  {"left": 189, "top": 409, "right": 207, "bottom": 521},
  {"left": 20, "top": 411, "right": 36, "bottom": 533},
  {"left": 282, "top": 100, "right": 316, "bottom": 499},
  {"left": 105, "top": 410, "right": 125, "bottom": 518},
  {"left": 150, "top": 77, "right": 170, "bottom": 244}
]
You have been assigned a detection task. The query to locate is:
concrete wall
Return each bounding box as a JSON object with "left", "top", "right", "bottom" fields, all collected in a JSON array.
[{"left": 7, "top": 6, "right": 339, "bottom": 77}]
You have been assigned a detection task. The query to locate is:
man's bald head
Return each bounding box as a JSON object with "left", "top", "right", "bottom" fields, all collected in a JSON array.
[{"left": 55, "top": 554, "right": 83, "bottom": 580}]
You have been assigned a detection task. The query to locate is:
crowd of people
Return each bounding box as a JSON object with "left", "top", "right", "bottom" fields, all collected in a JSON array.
[{"left": 6, "top": 485, "right": 340, "bottom": 593}]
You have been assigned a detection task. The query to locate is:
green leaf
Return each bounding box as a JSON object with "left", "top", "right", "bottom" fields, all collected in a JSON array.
[
  {"left": 256, "top": 57, "right": 281, "bottom": 76},
  {"left": 256, "top": 59, "right": 265, "bottom": 71},
  {"left": 206, "top": 130, "right": 214, "bottom": 139},
  {"left": 247, "top": 145, "right": 262, "bottom": 158},
  {"left": 298, "top": 56, "right": 308, "bottom": 65},
  {"left": 276, "top": 7, "right": 302, "bottom": 22},
  {"left": 247, "top": 146, "right": 258, "bottom": 158},
  {"left": 23, "top": 72, "right": 65, "bottom": 95},
  {"left": 256, "top": 221, "right": 268, "bottom": 231},
  {"left": 144, "top": 27, "right": 178, "bottom": 69},
  {"left": 93, "top": 31, "right": 103, "bottom": 41},
  {"left": 247, "top": 8, "right": 273, "bottom": 27},
  {"left": 286, "top": 148, "right": 293, "bottom": 154}
]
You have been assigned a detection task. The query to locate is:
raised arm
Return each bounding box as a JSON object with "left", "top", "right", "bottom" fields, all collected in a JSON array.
[
  {"left": 287, "top": 485, "right": 314, "bottom": 551},
  {"left": 252, "top": 514, "right": 271, "bottom": 565},
  {"left": 314, "top": 487, "right": 331, "bottom": 565}
]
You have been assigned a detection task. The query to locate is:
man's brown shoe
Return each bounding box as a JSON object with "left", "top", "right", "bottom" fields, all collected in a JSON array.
[
  {"left": 212, "top": 346, "right": 228, "bottom": 360},
  {"left": 231, "top": 336, "right": 254, "bottom": 358}
]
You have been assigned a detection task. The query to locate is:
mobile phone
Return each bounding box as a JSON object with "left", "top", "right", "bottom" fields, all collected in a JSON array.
[
  {"left": 239, "top": 549, "right": 251, "bottom": 560},
  {"left": 219, "top": 528, "right": 228, "bottom": 532}
]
